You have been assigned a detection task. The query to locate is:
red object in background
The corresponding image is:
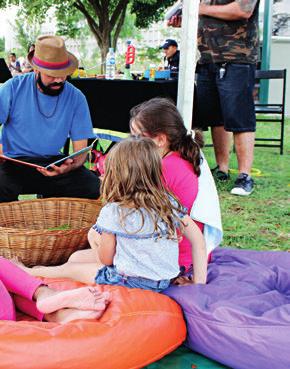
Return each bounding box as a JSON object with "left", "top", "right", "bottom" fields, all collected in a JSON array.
[
  {"left": 125, "top": 43, "right": 135, "bottom": 65},
  {"left": 91, "top": 149, "right": 106, "bottom": 175}
]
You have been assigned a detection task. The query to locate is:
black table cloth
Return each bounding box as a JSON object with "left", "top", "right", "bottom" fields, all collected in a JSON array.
[{"left": 70, "top": 78, "right": 178, "bottom": 133}]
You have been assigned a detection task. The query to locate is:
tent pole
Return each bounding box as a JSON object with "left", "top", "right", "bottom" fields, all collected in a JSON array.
[{"left": 177, "top": 0, "right": 199, "bottom": 131}]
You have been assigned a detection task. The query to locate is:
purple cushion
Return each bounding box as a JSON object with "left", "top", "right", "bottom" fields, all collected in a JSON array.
[{"left": 164, "top": 248, "right": 290, "bottom": 369}]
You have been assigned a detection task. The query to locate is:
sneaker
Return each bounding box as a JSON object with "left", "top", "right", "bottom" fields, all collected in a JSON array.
[
  {"left": 231, "top": 173, "right": 254, "bottom": 196},
  {"left": 211, "top": 166, "right": 230, "bottom": 181}
]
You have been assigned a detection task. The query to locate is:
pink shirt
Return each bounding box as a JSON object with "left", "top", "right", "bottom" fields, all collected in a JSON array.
[{"left": 162, "top": 152, "right": 204, "bottom": 268}]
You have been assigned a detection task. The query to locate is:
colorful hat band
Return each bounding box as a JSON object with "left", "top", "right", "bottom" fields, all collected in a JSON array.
[{"left": 32, "top": 56, "right": 71, "bottom": 70}]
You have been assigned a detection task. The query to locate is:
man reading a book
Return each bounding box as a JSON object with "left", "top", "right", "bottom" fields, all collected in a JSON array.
[{"left": 0, "top": 35, "right": 100, "bottom": 202}]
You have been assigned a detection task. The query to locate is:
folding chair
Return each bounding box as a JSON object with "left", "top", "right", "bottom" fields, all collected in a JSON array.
[{"left": 255, "top": 69, "right": 287, "bottom": 155}]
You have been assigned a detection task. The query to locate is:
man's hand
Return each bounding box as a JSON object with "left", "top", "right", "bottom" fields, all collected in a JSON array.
[
  {"left": 38, "top": 138, "right": 90, "bottom": 177},
  {"left": 167, "top": 14, "right": 182, "bottom": 28},
  {"left": 36, "top": 158, "right": 74, "bottom": 177}
]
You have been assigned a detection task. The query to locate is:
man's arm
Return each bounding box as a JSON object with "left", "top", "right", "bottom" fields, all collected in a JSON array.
[
  {"left": 70, "top": 139, "right": 90, "bottom": 168},
  {"left": 199, "top": 0, "right": 258, "bottom": 21},
  {"left": 0, "top": 79, "right": 12, "bottom": 125}
]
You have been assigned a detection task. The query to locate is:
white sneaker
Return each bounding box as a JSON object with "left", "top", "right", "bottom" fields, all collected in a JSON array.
[{"left": 230, "top": 173, "right": 254, "bottom": 196}]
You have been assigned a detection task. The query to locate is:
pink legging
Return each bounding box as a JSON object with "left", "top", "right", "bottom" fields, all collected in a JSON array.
[{"left": 0, "top": 257, "right": 44, "bottom": 321}]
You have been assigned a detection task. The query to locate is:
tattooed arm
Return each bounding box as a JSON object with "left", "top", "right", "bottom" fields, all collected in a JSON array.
[{"left": 199, "top": 0, "right": 258, "bottom": 21}]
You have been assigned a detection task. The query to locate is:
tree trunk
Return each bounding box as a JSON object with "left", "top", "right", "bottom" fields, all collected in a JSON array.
[
  {"left": 74, "top": 0, "right": 129, "bottom": 74},
  {"left": 99, "top": 38, "right": 110, "bottom": 74}
]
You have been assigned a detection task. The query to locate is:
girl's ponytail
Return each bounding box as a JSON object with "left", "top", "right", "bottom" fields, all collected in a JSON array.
[{"left": 175, "top": 130, "right": 204, "bottom": 176}]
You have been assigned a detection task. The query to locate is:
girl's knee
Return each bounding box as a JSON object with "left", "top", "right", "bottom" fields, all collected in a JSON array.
[
  {"left": 68, "top": 249, "right": 98, "bottom": 263},
  {"left": 67, "top": 250, "right": 88, "bottom": 263},
  {"left": 67, "top": 251, "right": 81, "bottom": 263}
]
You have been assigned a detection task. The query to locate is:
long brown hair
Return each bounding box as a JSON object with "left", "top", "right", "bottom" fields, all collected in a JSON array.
[
  {"left": 130, "top": 97, "right": 203, "bottom": 176},
  {"left": 101, "top": 137, "right": 185, "bottom": 238}
]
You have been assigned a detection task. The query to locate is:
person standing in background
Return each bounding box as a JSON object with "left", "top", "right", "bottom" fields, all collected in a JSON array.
[
  {"left": 160, "top": 39, "right": 180, "bottom": 79},
  {"left": 22, "top": 44, "right": 35, "bottom": 73},
  {"left": 168, "top": 1, "right": 260, "bottom": 196},
  {"left": 195, "top": 0, "right": 260, "bottom": 196},
  {"left": 8, "top": 53, "right": 22, "bottom": 76}
]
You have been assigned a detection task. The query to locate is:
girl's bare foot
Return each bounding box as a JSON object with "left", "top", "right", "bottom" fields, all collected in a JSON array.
[
  {"left": 36, "top": 287, "right": 111, "bottom": 314},
  {"left": 45, "top": 308, "right": 105, "bottom": 324}
]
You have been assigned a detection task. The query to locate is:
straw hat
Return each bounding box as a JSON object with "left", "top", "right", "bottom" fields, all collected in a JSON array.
[{"left": 28, "top": 35, "right": 78, "bottom": 77}]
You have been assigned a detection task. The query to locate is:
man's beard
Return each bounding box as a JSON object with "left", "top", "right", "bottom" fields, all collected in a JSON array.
[{"left": 37, "top": 73, "right": 65, "bottom": 96}]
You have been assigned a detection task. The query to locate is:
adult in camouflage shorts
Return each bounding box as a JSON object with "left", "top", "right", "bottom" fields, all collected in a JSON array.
[{"left": 194, "top": 0, "right": 260, "bottom": 196}]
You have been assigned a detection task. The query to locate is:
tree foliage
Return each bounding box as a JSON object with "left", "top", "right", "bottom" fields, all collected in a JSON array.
[
  {"left": 1, "top": 0, "right": 175, "bottom": 70},
  {"left": 273, "top": 13, "right": 290, "bottom": 36},
  {"left": 272, "top": 0, "right": 290, "bottom": 36},
  {"left": 11, "top": 12, "right": 41, "bottom": 55},
  {"left": 131, "top": 0, "right": 176, "bottom": 28},
  {"left": 119, "top": 8, "right": 141, "bottom": 41},
  {"left": 0, "top": 37, "right": 4, "bottom": 52}
]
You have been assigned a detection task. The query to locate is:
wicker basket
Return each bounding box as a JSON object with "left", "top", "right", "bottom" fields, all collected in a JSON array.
[{"left": 0, "top": 197, "right": 102, "bottom": 266}]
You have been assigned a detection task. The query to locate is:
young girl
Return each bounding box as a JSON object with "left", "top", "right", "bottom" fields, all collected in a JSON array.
[
  {"left": 130, "top": 98, "right": 207, "bottom": 282},
  {"left": 0, "top": 257, "right": 110, "bottom": 323},
  {"left": 23, "top": 137, "right": 207, "bottom": 289}
]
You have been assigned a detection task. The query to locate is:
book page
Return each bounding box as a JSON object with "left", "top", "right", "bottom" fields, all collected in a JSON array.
[{"left": 0, "top": 144, "right": 93, "bottom": 170}]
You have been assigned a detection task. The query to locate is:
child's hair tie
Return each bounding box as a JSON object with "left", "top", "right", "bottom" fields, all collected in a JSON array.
[{"left": 188, "top": 130, "right": 196, "bottom": 140}]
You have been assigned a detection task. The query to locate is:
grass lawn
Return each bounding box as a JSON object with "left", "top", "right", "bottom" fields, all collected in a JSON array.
[
  {"left": 18, "top": 118, "right": 289, "bottom": 252},
  {"left": 203, "top": 117, "right": 289, "bottom": 252}
]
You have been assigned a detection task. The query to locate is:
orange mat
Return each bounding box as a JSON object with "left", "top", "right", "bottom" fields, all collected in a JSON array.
[{"left": 0, "top": 278, "right": 186, "bottom": 369}]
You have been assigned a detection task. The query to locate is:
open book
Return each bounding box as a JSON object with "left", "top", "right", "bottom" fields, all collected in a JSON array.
[{"left": 0, "top": 144, "right": 93, "bottom": 170}]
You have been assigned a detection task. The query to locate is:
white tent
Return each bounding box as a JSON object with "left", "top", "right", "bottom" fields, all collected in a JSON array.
[
  {"left": 176, "top": 0, "right": 199, "bottom": 131},
  {"left": 166, "top": 0, "right": 199, "bottom": 131}
]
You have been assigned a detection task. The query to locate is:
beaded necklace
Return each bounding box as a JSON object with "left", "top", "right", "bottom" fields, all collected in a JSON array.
[{"left": 34, "top": 82, "right": 60, "bottom": 119}]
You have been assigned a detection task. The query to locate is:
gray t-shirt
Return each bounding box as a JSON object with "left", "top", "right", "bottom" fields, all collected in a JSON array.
[{"left": 93, "top": 202, "right": 185, "bottom": 281}]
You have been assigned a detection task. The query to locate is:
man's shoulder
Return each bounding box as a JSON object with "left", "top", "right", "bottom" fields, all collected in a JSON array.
[
  {"left": 14, "top": 72, "right": 33, "bottom": 83},
  {"left": 65, "top": 80, "right": 86, "bottom": 100},
  {"left": 173, "top": 50, "right": 180, "bottom": 60},
  {"left": 2, "top": 73, "right": 32, "bottom": 90}
]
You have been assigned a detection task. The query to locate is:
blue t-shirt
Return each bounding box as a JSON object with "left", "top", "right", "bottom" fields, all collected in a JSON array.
[{"left": 0, "top": 73, "right": 94, "bottom": 157}]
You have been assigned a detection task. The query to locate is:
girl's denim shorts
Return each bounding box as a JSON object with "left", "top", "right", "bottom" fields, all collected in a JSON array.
[{"left": 95, "top": 265, "right": 171, "bottom": 292}]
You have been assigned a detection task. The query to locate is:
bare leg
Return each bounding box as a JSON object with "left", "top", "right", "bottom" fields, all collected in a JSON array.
[
  {"left": 21, "top": 262, "right": 102, "bottom": 284},
  {"left": 211, "top": 126, "right": 232, "bottom": 173},
  {"left": 234, "top": 131, "right": 255, "bottom": 175},
  {"left": 45, "top": 308, "right": 104, "bottom": 323},
  {"left": 67, "top": 249, "right": 101, "bottom": 264}
]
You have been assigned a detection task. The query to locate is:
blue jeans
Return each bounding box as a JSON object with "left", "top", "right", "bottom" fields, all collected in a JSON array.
[
  {"left": 95, "top": 266, "right": 171, "bottom": 292},
  {"left": 195, "top": 63, "right": 256, "bottom": 133}
]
